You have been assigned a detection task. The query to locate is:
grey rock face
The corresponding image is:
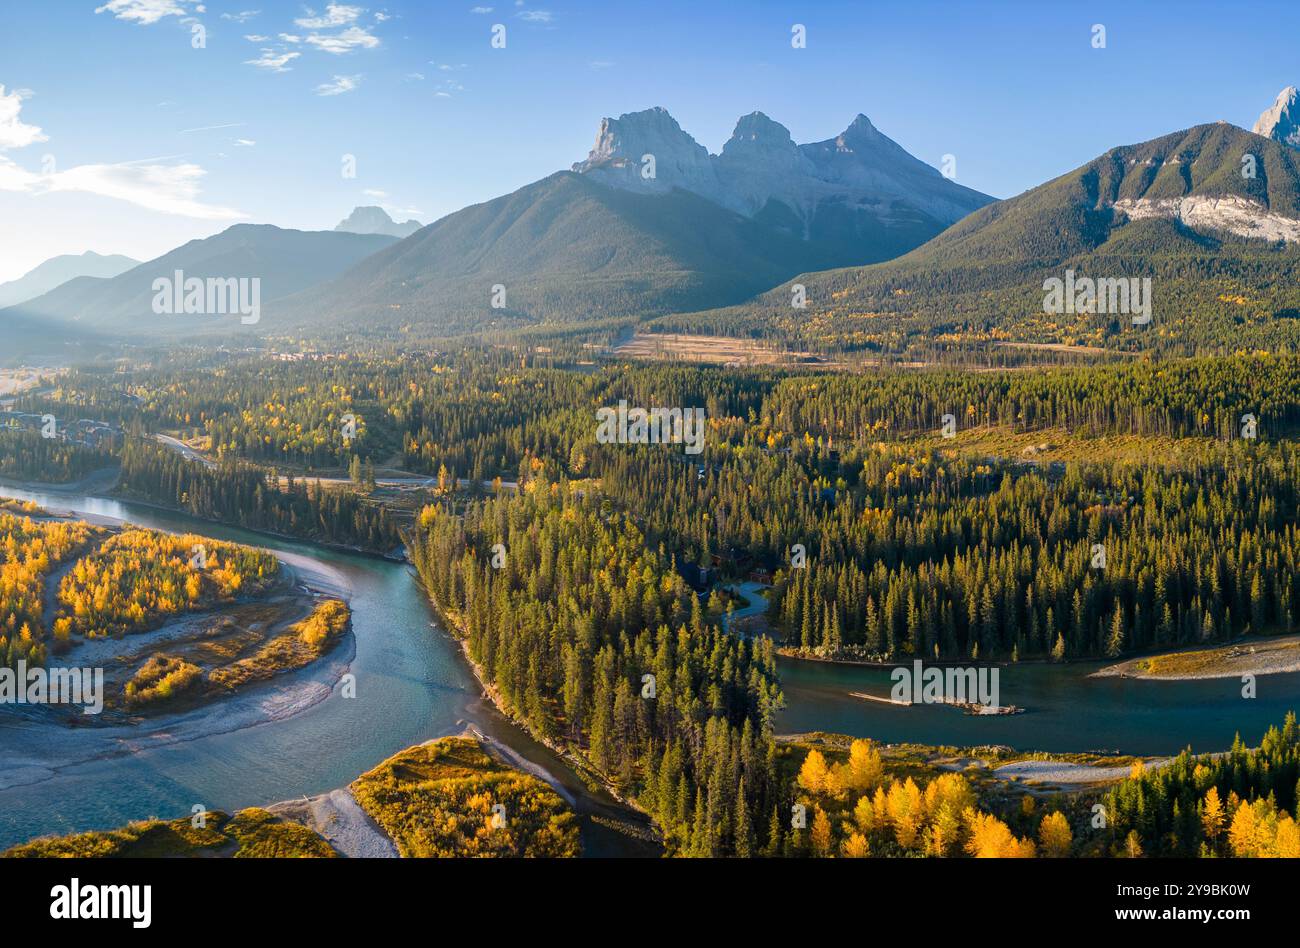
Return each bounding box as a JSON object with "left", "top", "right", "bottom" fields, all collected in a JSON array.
[
  {"left": 1253, "top": 86, "right": 1300, "bottom": 147},
  {"left": 572, "top": 106, "right": 992, "bottom": 237},
  {"left": 572, "top": 106, "right": 724, "bottom": 200},
  {"left": 335, "top": 206, "right": 423, "bottom": 238}
]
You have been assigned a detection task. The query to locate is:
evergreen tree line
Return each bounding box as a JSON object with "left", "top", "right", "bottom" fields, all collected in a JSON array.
[
  {"left": 118, "top": 440, "right": 401, "bottom": 553},
  {"left": 405, "top": 481, "right": 785, "bottom": 855},
  {"left": 592, "top": 439, "right": 1300, "bottom": 660}
]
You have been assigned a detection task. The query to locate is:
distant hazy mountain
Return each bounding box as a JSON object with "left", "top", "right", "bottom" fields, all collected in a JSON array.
[
  {"left": 0, "top": 224, "right": 398, "bottom": 336},
  {"left": 334, "top": 206, "right": 423, "bottom": 239},
  {"left": 574, "top": 107, "right": 993, "bottom": 264},
  {"left": 271, "top": 107, "right": 989, "bottom": 335},
  {"left": 0, "top": 251, "right": 138, "bottom": 310},
  {"left": 692, "top": 122, "right": 1300, "bottom": 353},
  {"left": 1254, "top": 86, "right": 1300, "bottom": 147}
]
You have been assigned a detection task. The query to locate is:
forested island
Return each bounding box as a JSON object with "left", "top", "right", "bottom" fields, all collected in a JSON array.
[{"left": 0, "top": 502, "right": 348, "bottom": 717}]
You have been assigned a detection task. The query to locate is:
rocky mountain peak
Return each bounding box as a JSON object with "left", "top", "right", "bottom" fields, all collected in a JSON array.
[
  {"left": 721, "top": 112, "right": 797, "bottom": 155},
  {"left": 571, "top": 107, "right": 721, "bottom": 198},
  {"left": 335, "top": 206, "right": 423, "bottom": 239},
  {"left": 1253, "top": 86, "right": 1300, "bottom": 147},
  {"left": 570, "top": 105, "right": 992, "bottom": 236}
]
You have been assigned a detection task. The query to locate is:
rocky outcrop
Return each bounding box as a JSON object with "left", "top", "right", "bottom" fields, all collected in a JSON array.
[
  {"left": 1113, "top": 195, "right": 1300, "bottom": 243},
  {"left": 1253, "top": 86, "right": 1300, "bottom": 148}
]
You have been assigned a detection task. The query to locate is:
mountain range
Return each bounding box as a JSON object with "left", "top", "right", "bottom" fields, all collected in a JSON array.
[
  {"left": 1, "top": 225, "right": 398, "bottom": 337},
  {"left": 265, "top": 108, "right": 991, "bottom": 335},
  {"left": 12, "top": 93, "right": 1300, "bottom": 355},
  {"left": 0, "top": 252, "right": 138, "bottom": 310},
  {"left": 682, "top": 118, "right": 1300, "bottom": 355},
  {"left": 572, "top": 108, "right": 992, "bottom": 260},
  {"left": 4, "top": 108, "right": 982, "bottom": 341}
]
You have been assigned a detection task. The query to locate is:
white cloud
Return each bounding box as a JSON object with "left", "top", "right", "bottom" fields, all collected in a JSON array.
[
  {"left": 294, "top": 3, "right": 363, "bottom": 28},
  {"left": 221, "top": 9, "right": 260, "bottom": 21},
  {"left": 279, "top": 33, "right": 302, "bottom": 42},
  {"left": 0, "top": 86, "right": 48, "bottom": 151},
  {"left": 517, "top": 9, "right": 552, "bottom": 22},
  {"left": 362, "top": 188, "right": 386, "bottom": 198},
  {"left": 179, "top": 122, "right": 245, "bottom": 133},
  {"left": 45, "top": 161, "right": 245, "bottom": 219},
  {"left": 470, "top": 5, "right": 493, "bottom": 12},
  {"left": 0, "top": 157, "right": 38, "bottom": 191},
  {"left": 233, "top": 138, "right": 256, "bottom": 147},
  {"left": 0, "top": 87, "right": 242, "bottom": 231},
  {"left": 305, "top": 25, "right": 380, "bottom": 53},
  {"left": 94, "top": 0, "right": 193, "bottom": 24},
  {"left": 245, "top": 48, "right": 301, "bottom": 71},
  {"left": 403, "top": 72, "right": 424, "bottom": 81},
  {"left": 243, "top": 33, "right": 269, "bottom": 41},
  {"left": 0, "top": 155, "right": 245, "bottom": 220},
  {"left": 315, "top": 74, "right": 361, "bottom": 96}
]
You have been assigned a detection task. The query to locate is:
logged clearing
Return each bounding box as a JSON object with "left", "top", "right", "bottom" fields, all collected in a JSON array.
[
  {"left": 613, "top": 333, "right": 842, "bottom": 368},
  {"left": 905, "top": 425, "right": 1221, "bottom": 467}
]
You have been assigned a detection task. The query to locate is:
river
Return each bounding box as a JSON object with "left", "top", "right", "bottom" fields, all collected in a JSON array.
[
  {"left": 778, "top": 654, "right": 1300, "bottom": 756},
  {"left": 2, "top": 483, "right": 1297, "bottom": 853},
  {"left": 0, "top": 484, "right": 657, "bottom": 856}
]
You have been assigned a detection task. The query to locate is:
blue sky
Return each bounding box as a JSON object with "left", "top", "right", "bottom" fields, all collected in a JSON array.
[{"left": 1, "top": 0, "right": 1298, "bottom": 282}]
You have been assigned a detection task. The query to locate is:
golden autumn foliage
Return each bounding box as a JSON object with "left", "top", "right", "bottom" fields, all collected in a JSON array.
[
  {"left": 1, "top": 808, "right": 336, "bottom": 859},
  {"left": 124, "top": 654, "right": 204, "bottom": 707},
  {"left": 1037, "top": 811, "right": 1073, "bottom": 857},
  {"left": 350, "top": 736, "right": 578, "bottom": 858},
  {"left": 964, "top": 810, "right": 1037, "bottom": 858},
  {"left": 207, "top": 599, "right": 349, "bottom": 692},
  {"left": 797, "top": 755, "right": 1034, "bottom": 859},
  {"left": 1201, "top": 786, "right": 1226, "bottom": 841},
  {"left": 0, "top": 510, "right": 106, "bottom": 668},
  {"left": 797, "top": 740, "right": 884, "bottom": 797},
  {"left": 55, "top": 529, "right": 277, "bottom": 640},
  {"left": 1226, "top": 797, "right": 1300, "bottom": 858}
]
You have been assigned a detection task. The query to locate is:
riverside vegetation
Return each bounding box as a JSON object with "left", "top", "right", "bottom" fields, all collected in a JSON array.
[{"left": 7, "top": 348, "right": 1300, "bottom": 855}]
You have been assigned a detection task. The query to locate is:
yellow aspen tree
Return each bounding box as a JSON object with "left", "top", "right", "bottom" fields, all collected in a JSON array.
[
  {"left": 797, "top": 749, "right": 830, "bottom": 795},
  {"left": 811, "top": 807, "right": 833, "bottom": 856},
  {"left": 841, "top": 832, "right": 870, "bottom": 858},
  {"left": 1201, "top": 786, "right": 1226, "bottom": 841},
  {"left": 1038, "top": 811, "right": 1072, "bottom": 857}
]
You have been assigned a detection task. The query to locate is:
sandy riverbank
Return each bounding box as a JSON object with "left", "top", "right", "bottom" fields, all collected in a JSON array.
[
  {"left": 268, "top": 787, "right": 397, "bottom": 858},
  {"left": 1094, "top": 635, "right": 1300, "bottom": 680}
]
